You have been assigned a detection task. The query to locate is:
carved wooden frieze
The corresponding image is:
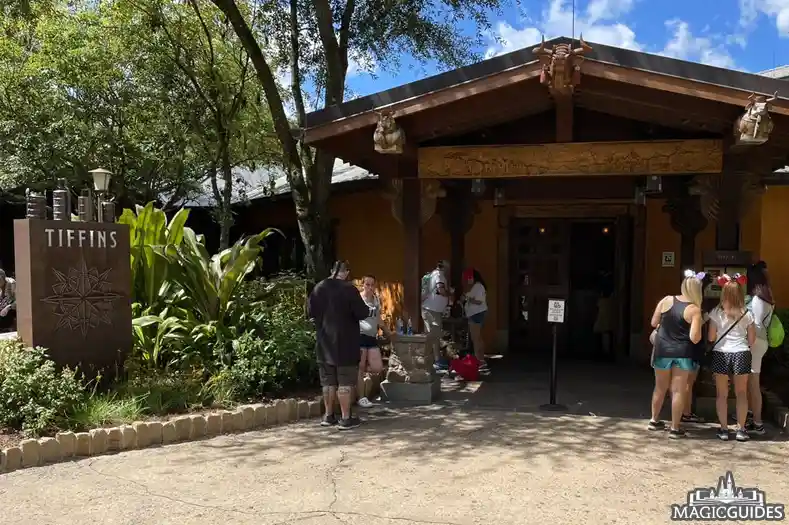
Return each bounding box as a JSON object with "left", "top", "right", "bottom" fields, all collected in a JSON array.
[
  {"left": 373, "top": 111, "right": 406, "bottom": 154},
  {"left": 383, "top": 179, "right": 446, "bottom": 225},
  {"left": 418, "top": 140, "right": 724, "bottom": 179},
  {"left": 734, "top": 92, "right": 778, "bottom": 146},
  {"left": 533, "top": 35, "right": 592, "bottom": 97}
]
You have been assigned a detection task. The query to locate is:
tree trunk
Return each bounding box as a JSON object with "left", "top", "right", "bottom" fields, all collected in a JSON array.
[{"left": 219, "top": 138, "right": 233, "bottom": 250}]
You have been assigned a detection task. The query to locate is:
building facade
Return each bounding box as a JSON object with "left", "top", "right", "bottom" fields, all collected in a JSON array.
[{"left": 247, "top": 37, "right": 789, "bottom": 364}]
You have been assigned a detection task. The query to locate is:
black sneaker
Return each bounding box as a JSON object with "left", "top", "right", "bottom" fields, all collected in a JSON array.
[
  {"left": 648, "top": 420, "right": 666, "bottom": 431},
  {"left": 338, "top": 416, "right": 361, "bottom": 430},
  {"left": 681, "top": 413, "right": 705, "bottom": 423},
  {"left": 747, "top": 422, "right": 766, "bottom": 436},
  {"left": 736, "top": 429, "right": 750, "bottom": 442},
  {"left": 320, "top": 413, "right": 338, "bottom": 427},
  {"left": 717, "top": 428, "right": 730, "bottom": 441},
  {"left": 668, "top": 428, "right": 686, "bottom": 439}
]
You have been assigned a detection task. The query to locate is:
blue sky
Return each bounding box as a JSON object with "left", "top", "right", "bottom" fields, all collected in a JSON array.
[{"left": 345, "top": 0, "right": 789, "bottom": 98}]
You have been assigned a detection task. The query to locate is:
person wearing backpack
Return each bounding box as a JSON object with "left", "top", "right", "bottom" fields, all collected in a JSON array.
[
  {"left": 745, "top": 261, "right": 777, "bottom": 435},
  {"left": 708, "top": 274, "right": 755, "bottom": 442},
  {"left": 421, "top": 260, "right": 452, "bottom": 370}
]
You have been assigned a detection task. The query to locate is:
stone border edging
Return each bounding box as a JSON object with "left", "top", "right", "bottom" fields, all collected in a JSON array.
[
  {"left": 0, "top": 396, "right": 323, "bottom": 473},
  {"left": 761, "top": 387, "right": 789, "bottom": 433}
]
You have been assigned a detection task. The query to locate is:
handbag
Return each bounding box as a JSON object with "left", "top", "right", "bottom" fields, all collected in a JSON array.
[{"left": 765, "top": 309, "right": 785, "bottom": 348}]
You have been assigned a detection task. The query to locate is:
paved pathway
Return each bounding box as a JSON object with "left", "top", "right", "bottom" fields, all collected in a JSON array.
[{"left": 1, "top": 403, "right": 788, "bottom": 525}]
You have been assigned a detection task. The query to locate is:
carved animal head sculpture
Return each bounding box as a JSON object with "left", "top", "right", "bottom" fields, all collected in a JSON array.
[
  {"left": 736, "top": 91, "right": 779, "bottom": 144},
  {"left": 373, "top": 110, "right": 405, "bottom": 154},
  {"left": 532, "top": 35, "right": 592, "bottom": 94}
]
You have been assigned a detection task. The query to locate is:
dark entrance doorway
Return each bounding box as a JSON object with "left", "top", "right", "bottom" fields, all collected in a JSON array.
[{"left": 509, "top": 216, "right": 630, "bottom": 360}]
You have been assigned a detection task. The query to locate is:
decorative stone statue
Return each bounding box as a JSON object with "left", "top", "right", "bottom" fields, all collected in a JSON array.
[
  {"left": 532, "top": 35, "right": 592, "bottom": 96},
  {"left": 373, "top": 111, "right": 406, "bottom": 154},
  {"left": 386, "top": 335, "right": 437, "bottom": 384},
  {"left": 735, "top": 92, "right": 778, "bottom": 145}
]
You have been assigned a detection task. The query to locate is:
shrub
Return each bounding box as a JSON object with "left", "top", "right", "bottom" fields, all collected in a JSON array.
[
  {"left": 206, "top": 276, "right": 317, "bottom": 401},
  {"left": 0, "top": 340, "right": 86, "bottom": 435}
]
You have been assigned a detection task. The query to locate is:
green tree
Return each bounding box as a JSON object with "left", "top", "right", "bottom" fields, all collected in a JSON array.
[
  {"left": 0, "top": 3, "right": 204, "bottom": 205},
  {"left": 208, "top": 0, "right": 507, "bottom": 278},
  {"left": 125, "top": 0, "right": 279, "bottom": 248}
]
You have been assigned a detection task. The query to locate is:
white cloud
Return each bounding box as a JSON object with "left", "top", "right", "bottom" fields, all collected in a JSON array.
[
  {"left": 486, "top": 0, "right": 736, "bottom": 69},
  {"left": 486, "top": 0, "right": 641, "bottom": 58},
  {"left": 661, "top": 20, "right": 736, "bottom": 69},
  {"left": 739, "top": 0, "right": 789, "bottom": 36}
]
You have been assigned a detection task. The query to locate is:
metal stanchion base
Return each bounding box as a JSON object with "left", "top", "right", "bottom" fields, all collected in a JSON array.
[{"left": 539, "top": 403, "right": 567, "bottom": 412}]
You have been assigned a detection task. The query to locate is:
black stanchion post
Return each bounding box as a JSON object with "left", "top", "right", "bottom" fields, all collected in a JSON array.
[{"left": 541, "top": 298, "right": 567, "bottom": 412}]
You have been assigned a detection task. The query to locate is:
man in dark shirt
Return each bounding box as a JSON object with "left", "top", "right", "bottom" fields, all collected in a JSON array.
[{"left": 307, "top": 260, "right": 375, "bottom": 430}]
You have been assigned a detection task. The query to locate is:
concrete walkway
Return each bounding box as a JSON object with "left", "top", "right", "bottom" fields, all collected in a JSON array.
[{"left": 1, "top": 403, "right": 788, "bottom": 525}]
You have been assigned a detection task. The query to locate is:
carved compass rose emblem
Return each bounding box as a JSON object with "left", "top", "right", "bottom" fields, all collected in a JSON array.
[{"left": 41, "top": 259, "right": 121, "bottom": 336}]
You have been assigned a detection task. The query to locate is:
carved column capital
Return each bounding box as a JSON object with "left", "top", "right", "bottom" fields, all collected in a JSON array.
[{"left": 383, "top": 179, "right": 445, "bottom": 225}]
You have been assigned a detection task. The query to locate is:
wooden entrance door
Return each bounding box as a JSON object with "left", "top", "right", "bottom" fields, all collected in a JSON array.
[{"left": 510, "top": 219, "right": 571, "bottom": 355}]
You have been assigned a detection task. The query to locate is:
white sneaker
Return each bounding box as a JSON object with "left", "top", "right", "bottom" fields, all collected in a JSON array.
[{"left": 357, "top": 397, "right": 374, "bottom": 408}]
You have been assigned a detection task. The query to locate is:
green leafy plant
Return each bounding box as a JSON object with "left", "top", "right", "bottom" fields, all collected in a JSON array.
[
  {"left": 0, "top": 340, "right": 86, "bottom": 436},
  {"left": 119, "top": 202, "right": 190, "bottom": 308},
  {"left": 156, "top": 227, "right": 279, "bottom": 325}
]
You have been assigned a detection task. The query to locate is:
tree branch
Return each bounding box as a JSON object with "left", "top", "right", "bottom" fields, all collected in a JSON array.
[
  {"left": 210, "top": 0, "right": 300, "bottom": 169},
  {"left": 311, "top": 0, "right": 344, "bottom": 104},
  {"left": 289, "top": 0, "right": 307, "bottom": 128}
]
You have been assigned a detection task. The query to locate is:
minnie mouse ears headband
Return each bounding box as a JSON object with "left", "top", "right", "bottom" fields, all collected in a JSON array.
[
  {"left": 683, "top": 269, "right": 706, "bottom": 280},
  {"left": 717, "top": 273, "right": 747, "bottom": 287}
]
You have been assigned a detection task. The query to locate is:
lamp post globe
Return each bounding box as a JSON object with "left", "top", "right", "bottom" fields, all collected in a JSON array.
[{"left": 89, "top": 168, "right": 113, "bottom": 193}]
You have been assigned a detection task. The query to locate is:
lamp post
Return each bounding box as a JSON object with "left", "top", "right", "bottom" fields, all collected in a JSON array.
[{"left": 89, "top": 168, "right": 114, "bottom": 223}]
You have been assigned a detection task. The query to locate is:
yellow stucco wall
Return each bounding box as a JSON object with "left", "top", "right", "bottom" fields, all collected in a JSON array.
[
  {"left": 760, "top": 187, "right": 789, "bottom": 305},
  {"left": 328, "top": 187, "right": 785, "bottom": 354}
]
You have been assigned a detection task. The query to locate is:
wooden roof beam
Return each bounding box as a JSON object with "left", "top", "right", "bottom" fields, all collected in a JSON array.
[
  {"left": 583, "top": 60, "right": 789, "bottom": 116},
  {"left": 302, "top": 62, "right": 543, "bottom": 145}
]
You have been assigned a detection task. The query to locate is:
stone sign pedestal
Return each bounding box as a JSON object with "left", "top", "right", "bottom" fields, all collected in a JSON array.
[
  {"left": 14, "top": 219, "right": 132, "bottom": 373},
  {"left": 380, "top": 334, "right": 441, "bottom": 404}
]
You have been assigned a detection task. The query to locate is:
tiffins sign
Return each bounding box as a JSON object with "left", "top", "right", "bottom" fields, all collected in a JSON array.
[{"left": 14, "top": 219, "right": 132, "bottom": 372}]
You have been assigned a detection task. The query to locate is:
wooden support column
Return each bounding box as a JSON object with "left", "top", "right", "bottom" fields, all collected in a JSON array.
[
  {"left": 496, "top": 206, "right": 513, "bottom": 353},
  {"left": 629, "top": 204, "right": 647, "bottom": 361},
  {"left": 402, "top": 176, "right": 422, "bottom": 329},
  {"left": 554, "top": 95, "right": 574, "bottom": 143},
  {"left": 439, "top": 181, "right": 476, "bottom": 296},
  {"left": 664, "top": 176, "right": 708, "bottom": 271}
]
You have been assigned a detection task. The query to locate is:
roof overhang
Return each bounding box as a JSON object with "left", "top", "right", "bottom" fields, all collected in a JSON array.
[{"left": 301, "top": 37, "right": 789, "bottom": 175}]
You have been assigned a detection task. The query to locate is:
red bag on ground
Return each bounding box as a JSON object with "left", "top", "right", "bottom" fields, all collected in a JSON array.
[{"left": 450, "top": 355, "right": 480, "bottom": 381}]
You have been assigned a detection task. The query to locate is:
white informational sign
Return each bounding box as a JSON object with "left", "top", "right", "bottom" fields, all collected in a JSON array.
[
  {"left": 547, "top": 299, "right": 565, "bottom": 323},
  {"left": 662, "top": 251, "right": 676, "bottom": 268}
]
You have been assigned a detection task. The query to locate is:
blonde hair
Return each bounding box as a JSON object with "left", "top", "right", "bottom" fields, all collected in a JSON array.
[
  {"left": 680, "top": 276, "right": 703, "bottom": 307},
  {"left": 720, "top": 281, "right": 745, "bottom": 315}
]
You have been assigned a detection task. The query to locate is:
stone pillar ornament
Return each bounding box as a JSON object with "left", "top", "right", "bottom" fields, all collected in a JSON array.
[
  {"left": 373, "top": 111, "right": 406, "bottom": 154},
  {"left": 380, "top": 334, "right": 441, "bottom": 403},
  {"left": 734, "top": 92, "right": 778, "bottom": 146},
  {"left": 25, "top": 189, "right": 47, "bottom": 220}
]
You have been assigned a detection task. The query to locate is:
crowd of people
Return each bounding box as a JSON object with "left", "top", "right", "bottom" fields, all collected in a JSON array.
[
  {"left": 307, "top": 259, "right": 488, "bottom": 430},
  {"left": 649, "top": 261, "right": 780, "bottom": 441}
]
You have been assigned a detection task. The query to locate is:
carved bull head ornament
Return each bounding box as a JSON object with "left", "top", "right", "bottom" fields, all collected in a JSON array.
[{"left": 532, "top": 35, "right": 592, "bottom": 96}]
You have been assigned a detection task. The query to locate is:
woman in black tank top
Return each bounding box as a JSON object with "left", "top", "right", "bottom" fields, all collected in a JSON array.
[{"left": 647, "top": 271, "right": 704, "bottom": 439}]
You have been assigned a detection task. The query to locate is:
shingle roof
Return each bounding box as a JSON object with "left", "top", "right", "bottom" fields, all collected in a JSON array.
[
  {"left": 182, "top": 159, "right": 375, "bottom": 208},
  {"left": 304, "top": 36, "right": 789, "bottom": 129}
]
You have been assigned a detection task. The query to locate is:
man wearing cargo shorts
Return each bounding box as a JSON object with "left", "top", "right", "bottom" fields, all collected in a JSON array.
[{"left": 308, "top": 261, "right": 376, "bottom": 430}]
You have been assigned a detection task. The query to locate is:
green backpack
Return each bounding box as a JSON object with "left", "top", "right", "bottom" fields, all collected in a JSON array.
[{"left": 767, "top": 312, "right": 785, "bottom": 348}]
